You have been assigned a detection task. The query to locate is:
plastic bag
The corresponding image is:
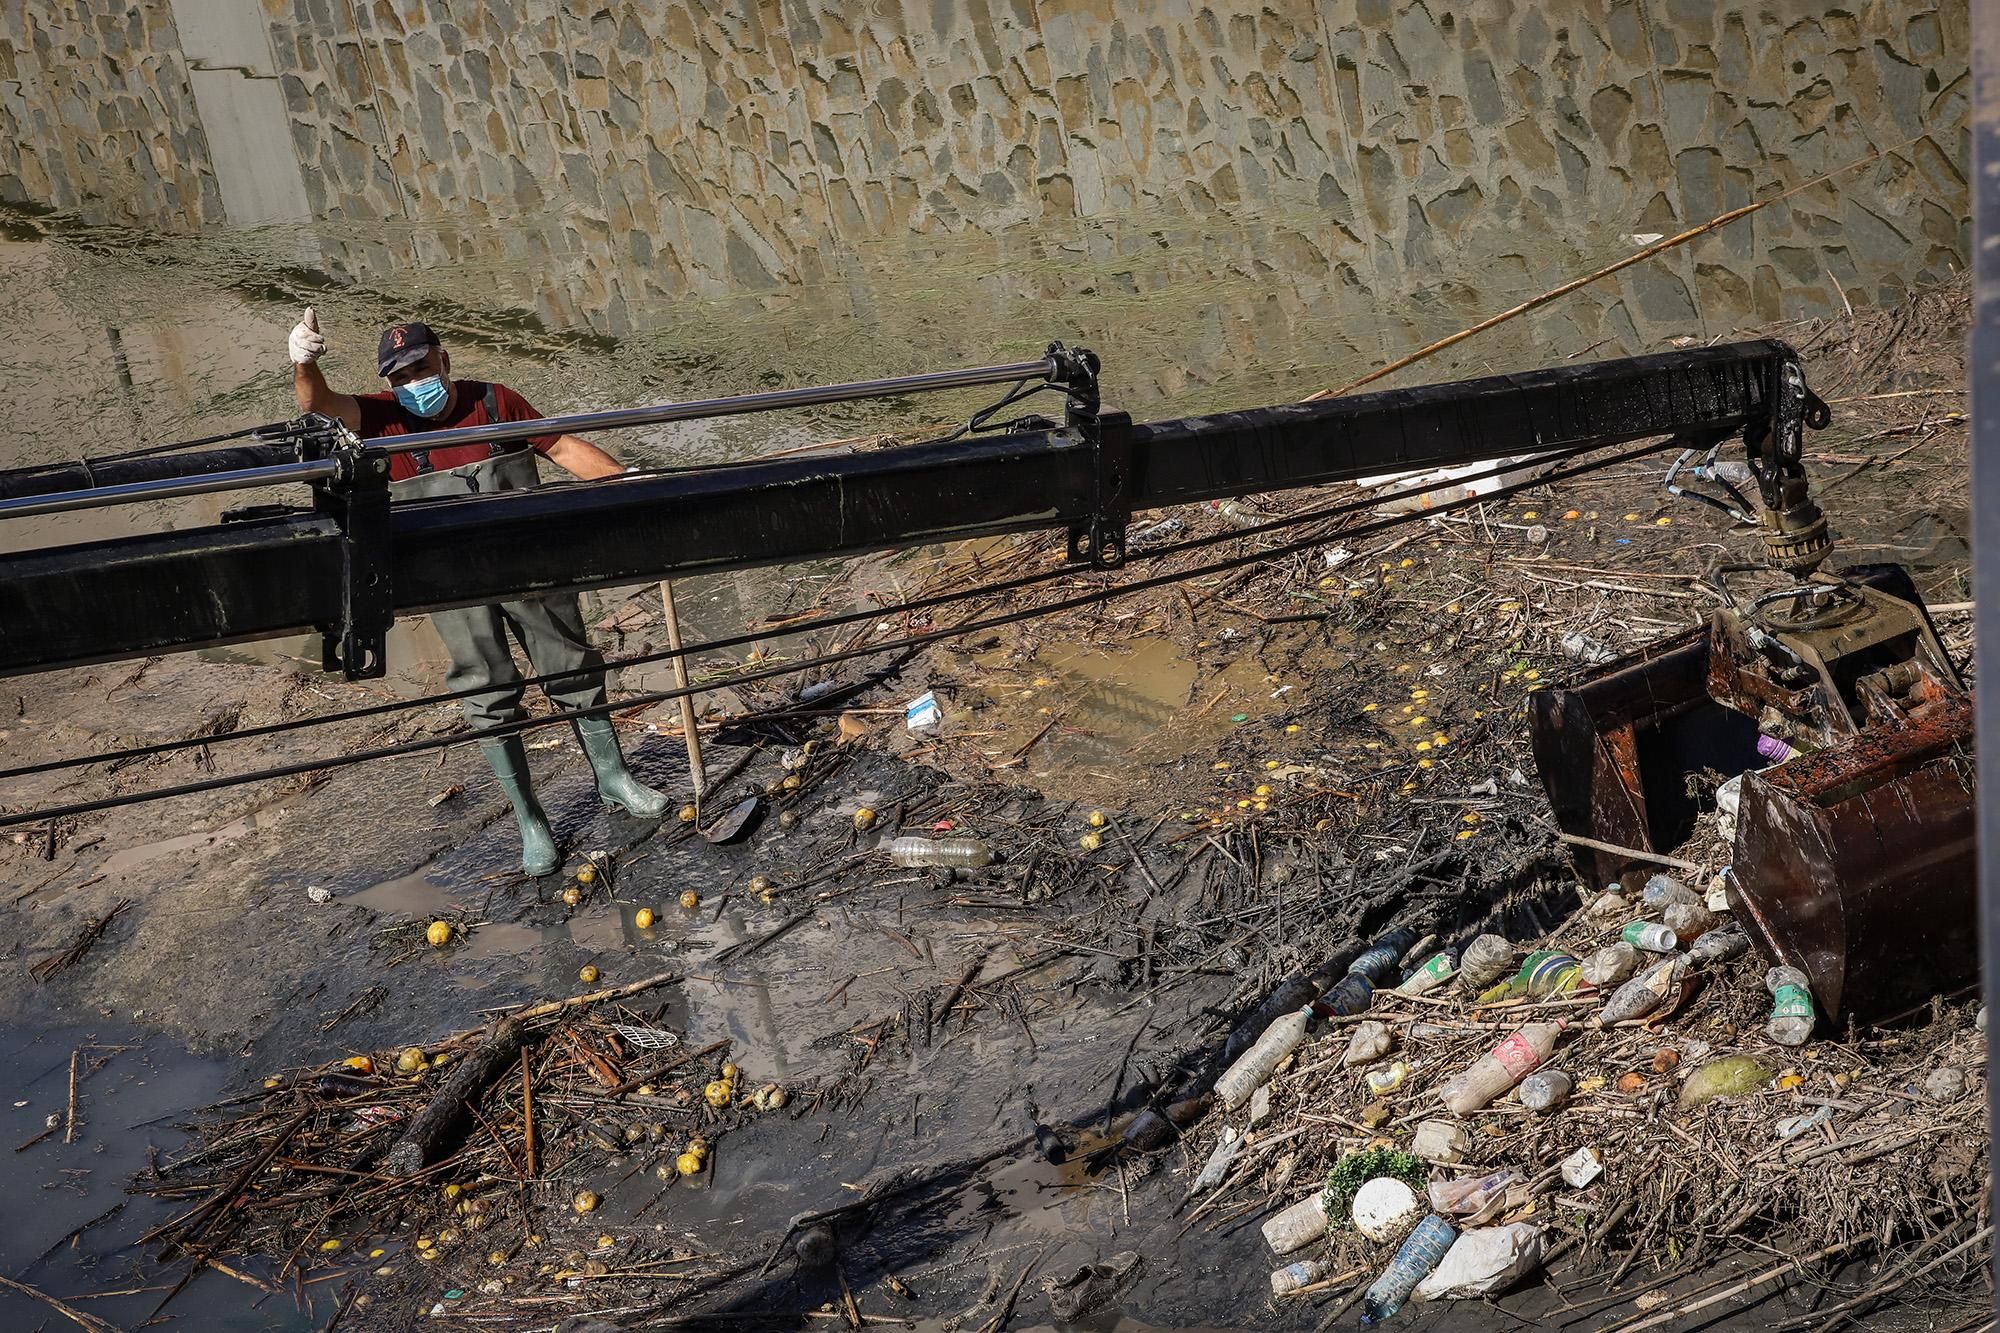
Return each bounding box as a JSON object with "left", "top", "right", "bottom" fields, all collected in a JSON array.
[
  {"left": 1427, "top": 1168, "right": 1517, "bottom": 1218},
  {"left": 1414, "top": 1223, "right": 1544, "bottom": 1301}
]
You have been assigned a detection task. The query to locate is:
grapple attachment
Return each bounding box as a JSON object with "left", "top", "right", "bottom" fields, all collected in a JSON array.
[{"left": 1528, "top": 566, "right": 1974, "bottom": 1024}]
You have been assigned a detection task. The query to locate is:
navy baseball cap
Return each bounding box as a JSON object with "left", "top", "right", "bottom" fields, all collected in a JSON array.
[{"left": 377, "top": 321, "right": 441, "bottom": 376}]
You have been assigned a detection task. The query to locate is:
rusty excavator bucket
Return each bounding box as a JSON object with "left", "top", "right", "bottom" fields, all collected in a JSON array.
[{"left": 1528, "top": 565, "right": 1975, "bottom": 1027}]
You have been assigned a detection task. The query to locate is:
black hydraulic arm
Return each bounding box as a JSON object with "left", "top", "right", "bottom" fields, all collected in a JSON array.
[{"left": 0, "top": 340, "right": 1815, "bottom": 680}]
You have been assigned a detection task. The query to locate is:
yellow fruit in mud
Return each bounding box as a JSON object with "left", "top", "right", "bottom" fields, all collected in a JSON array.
[
  {"left": 704, "top": 1080, "right": 732, "bottom": 1108},
  {"left": 782, "top": 774, "right": 801, "bottom": 791},
  {"left": 488, "top": 1250, "right": 508, "bottom": 1267},
  {"left": 1284, "top": 724, "right": 1301, "bottom": 734},
  {"left": 688, "top": 1134, "right": 710, "bottom": 1157},
  {"left": 579, "top": 965, "right": 600, "bottom": 985},
  {"left": 748, "top": 875, "right": 774, "bottom": 896},
  {"left": 852, "top": 807, "right": 876, "bottom": 830},
  {"left": 678, "top": 804, "right": 698, "bottom": 823},
  {"left": 397, "top": 1047, "right": 427, "bottom": 1074},
  {"left": 572, "top": 1190, "right": 600, "bottom": 1214},
  {"left": 561, "top": 886, "right": 583, "bottom": 907},
  {"left": 634, "top": 908, "right": 656, "bottom": 929},
  {"left": 1254, "top": 784, "right": 1272, "bottom": 798},
  {"left": 320, "top": 1238, "right": 342, "bottom": 1252},
  {"left": 1078, "top": 832, "right": 1104, "bottom": 852},
  {"left": 1212, "top": 761, "right": 1230, "bottom": 771},
  {"left": 676, "top": 1151, "right": 704, "bottom": 1176},
  {"left": 426, "top": 920, "right": 452, "bottom": 948},
  {"left": 344, "top": 1055, "right": 375, "bottom": 1074},
  {"left": 577, "top": 864, "right": 598, "bottom": 885},
  {"left": 679, "top": 889, "right": 700, "bottom": 910},
  {"left": 443, "top": 1183, "right": 464, "bottom": 1201},
  {"left": 1086, "top": 810, "right": 1107, "bottom": 828}
]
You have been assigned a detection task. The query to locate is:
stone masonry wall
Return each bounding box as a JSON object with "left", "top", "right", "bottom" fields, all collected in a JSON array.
[{"left": 0, "top": 0, "right": 1970, "bottom": 365}]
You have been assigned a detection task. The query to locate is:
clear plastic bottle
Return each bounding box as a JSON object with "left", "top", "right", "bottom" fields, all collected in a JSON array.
[
  {"left": 1688, "top": 928, "right": 1748, "bottom": 963},
  {"left": 1204, "top": 498, "right": 1264, "bottom": 527},
  {"left": 1439, "top": 1023, "right": 1561, "bottom": 1115},
  {"left": 1641, "top": 874, "right": 1699, "bottom": 909},
  {"left": 1270, "top": 1256, "right": 1331, "bottom": 1296},
  {"left": 1457, "top": 934, "right": 1515, "bottom": 990},
  {"left": 1307, "top": 974, "right": 1375, "bottom": 1021},
  {"left": 1662, "top": 902, "right": 1719, "bottom": 944},
  {"left": 1519, "top": 1069, "right": 1573, "bottom": 1112},
  {"left": 886, "top": 837, "right": 993, "bottom": 868},
  {"left": 1261, "top": 1191, "right": 1330, "bottom": 1254},
  {"left": 1215, "top": 1009, "right": 1309, "bottom": 1110},
  {"left": 1361, "top": 1214, "right": 1459, "bottom": 1324},
  {"left": 1600, "top": 956, "right": 1686, "bottom": 1024},
  {"left": 1766, "top": 966, "right": 1816, "bottom": 1045}
]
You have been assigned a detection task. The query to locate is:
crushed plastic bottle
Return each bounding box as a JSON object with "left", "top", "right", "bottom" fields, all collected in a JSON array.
[
  {"left": 1641, "top": 874, "right": 1699, "bottom": 909},
  {"left": 886, "top": 837, "right": 993, "bottom": 869},
  {"left": 1519, "top": 1069, "right": 1573, "bottom": 1112},
  {"left": 1215, "top": 1009, "right": 1309, "bottom": 1110},
  {"left": 1662, "top": 902, "right": 1720, "bottom": 944},
  {"left": 1429, "top": 1168, "right": 1518, "bottom": 1217},
  {"left": 1560, "top": 631, "right": 1617, "bottom": 664},
  {"left": 1688, "top": 928, "right": 1748, "bottom": 964},
  {"left": 1366, "top": 1062, "right": 1412, "bottom": 1095},
  {"left": 1581, "top": 942, "right": 1638, "bottom": 987},
  {"left": 1599, "top": 955, "right": 1686, "bottom": 1025},
  {"left": 1186, "top": 1127, "right": 1242, "bottom": 1198},
  {"left": 1457, "top": 934, "right": 1516, "bottom": 990},
  {"left": 1439, "top": 1024, "right": 1561, "bottom": 1115},
  {"left": 1361, "top": 1214, "right": 1460, "bottom": 1324},
  {"left": 1765, "top": 966, "right": 1816, "bottom": 1046},
  {"left": 1343, "top": 1020, "right": 1394, "bottom": 1067},
  {"left": 1620, "top": 921, "right": 1679, "bottom": 953}
]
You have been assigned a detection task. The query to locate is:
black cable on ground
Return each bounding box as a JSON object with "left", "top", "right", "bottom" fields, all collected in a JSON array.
[
  {"left": 0, "top": 439, "right": 1611, "bottom": 784},
  {"left": 0, "top": 437, "right": 1672, "bottom": 830}
]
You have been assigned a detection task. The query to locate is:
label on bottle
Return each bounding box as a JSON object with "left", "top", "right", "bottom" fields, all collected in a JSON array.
[
  {"left": 1398, "top": 953, "right": 1456, "bottom": 993},
  {"left": 1770, "top": 984, "right": 1814, "bottom": 1020},
  {"left": 1487, "top": 1030, "right": 1547, "bottom": 1079}
]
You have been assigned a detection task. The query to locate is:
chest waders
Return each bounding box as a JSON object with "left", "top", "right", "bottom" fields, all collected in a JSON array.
[{"left": 391, "top": 438, "right": 671, "bottom": 877}]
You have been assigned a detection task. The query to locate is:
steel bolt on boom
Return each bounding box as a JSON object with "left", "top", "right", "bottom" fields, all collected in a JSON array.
[{"left": 0, "top": 340, "right": 1972, "bottom": 1024}]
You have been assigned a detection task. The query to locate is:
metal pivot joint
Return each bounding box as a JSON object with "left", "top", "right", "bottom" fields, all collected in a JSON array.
[
  {"left": 313, "top": 424, "right": 392, "bottom": 680},
  {"left": 1049, "top": 343, "right": 1129, "bottom": 570},
  {"left": 1749, "top": 354, "right": 1833, "bottom": 575}
]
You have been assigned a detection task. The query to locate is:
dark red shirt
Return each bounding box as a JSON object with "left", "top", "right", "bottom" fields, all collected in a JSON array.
[{"left": 355, "top": 380, "right": 561, "bottom": 482}]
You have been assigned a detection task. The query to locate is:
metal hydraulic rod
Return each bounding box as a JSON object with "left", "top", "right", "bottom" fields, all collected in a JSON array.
[
  {"left": 0, "top": 339, "right": 1815, "bottom": 680},
  {"left": 0, "top": 352, "right": 1073, "bottom": 514}
]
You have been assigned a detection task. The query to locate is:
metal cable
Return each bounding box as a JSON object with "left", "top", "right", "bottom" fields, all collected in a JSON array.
[{"left": 0, "top": 438, "right": 1672, "bottom": 830}]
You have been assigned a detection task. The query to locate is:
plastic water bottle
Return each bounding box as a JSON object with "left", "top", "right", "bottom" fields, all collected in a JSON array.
[
  {"left": 1270, "top": 1256, "right": 1331, "bottom": 1296},
  {"left": 1766, "top": 966, "right": 1816, "bottom": 1046},
  {"left": 1203, "top": 498, "right": 1263, "bottom": 527},
  {"left": 1349, "top": 928, "right": 1421, "bottom": 983},
  {"left": 1457, "top": 934, "right": 1515, "bottom": 990},
  {"left": 1621, "top": 921, "right": 1678, "bottom": 953},
  {"left": 1214, "top": 1009, "right": 1309, "bottom": 1110},
  {"left": 1398, "top": 950, "right": 1457, "bottom": 995},
  {"left": 1689, "top": 928, "right": 1748, "bottom": 963},
  {"left": 886, "top": 837, "right": 993, "bottom": 868},
  {"left": 1261, "top": 1192, "right": 1330, "bottom": 1254},
  {"left": 1641, "top": 874, "right": 1698, "bottom": 909},
  {"left": 1439, "top": 1023, "right": 1561, "bottom": 1115},
  {"left": 1361, "top": 1214, "right": 1459, "bottom": 1324},
  {"left": 1581, "top": 942, "right": 1638, "bottom": 987},
  {"left": 1662, "top": 902, "right": 1719, "bottom": 944},
  {"left": 1600, "top": 956, "right": 1686, "bottom": 1024},
  {"left": 1307, "top": 974, "right": 1375, "bottom": 1021}
]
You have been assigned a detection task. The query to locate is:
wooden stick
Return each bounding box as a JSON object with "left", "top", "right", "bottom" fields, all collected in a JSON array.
[
  {"left": 659, "top": 579, "right": 706, "bottom": 804},
  {"left": 1611, "top": 1238, "right": 1864, "bottom": 1333},
  {"left": 0, "top": 1274, "right": 116, "bottom": 1332},
  {"left": 63, "top": 1048, "right": 78, "bottom": 1144},
  {"left": 1305, "top": 143, "right": 1898, "bottom": 401},
  {"left": 520, "top": 1048, "right": 537, "bottom": 1178},
  {"left": 1556, "top": 831, "right": 1701, "bottom": 872}
]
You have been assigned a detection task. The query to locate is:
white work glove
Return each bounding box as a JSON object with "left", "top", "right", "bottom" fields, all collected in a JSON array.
[{"left": 288, "top": 306, "right": 327, "bottom": 365}]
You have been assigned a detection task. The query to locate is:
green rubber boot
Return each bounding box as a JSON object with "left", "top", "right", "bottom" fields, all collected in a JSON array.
[
  {"left": 573, "top": 715, "right": 671, "bottom": 819},
  {"left": 478, "top": 736, "right": 560, "bottom": 877}
]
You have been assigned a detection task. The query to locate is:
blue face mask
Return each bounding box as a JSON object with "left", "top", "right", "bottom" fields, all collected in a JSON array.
[{"left": 393, "top": 375, "right": 449, "bottom": 418}]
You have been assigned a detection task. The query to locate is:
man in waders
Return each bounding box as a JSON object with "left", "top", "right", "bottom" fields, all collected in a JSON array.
[{"left": 286, "top": 308, "right": 669, "bottom": 876}]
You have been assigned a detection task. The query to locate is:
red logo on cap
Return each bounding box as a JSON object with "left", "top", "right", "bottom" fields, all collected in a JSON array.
[{"left": 391, "top": 327, "right": 407, "bottom": 348}]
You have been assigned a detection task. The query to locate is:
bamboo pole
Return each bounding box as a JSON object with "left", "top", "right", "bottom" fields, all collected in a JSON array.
[
  {"left": 1305, "top": 141, "right": 1906, "bottom": 402},
  {"left": 658, "top": 578, "right": 706, "bottom": 805}
]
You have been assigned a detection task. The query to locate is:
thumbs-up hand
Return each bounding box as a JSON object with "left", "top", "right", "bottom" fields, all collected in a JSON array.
[{"left": 288, "top": 306, "right": 327, "bottom": 365}]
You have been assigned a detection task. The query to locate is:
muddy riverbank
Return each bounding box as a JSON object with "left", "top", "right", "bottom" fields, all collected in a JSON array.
[{"left": 0, "top": 279, "right": 1980, "bottom": 1330}]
